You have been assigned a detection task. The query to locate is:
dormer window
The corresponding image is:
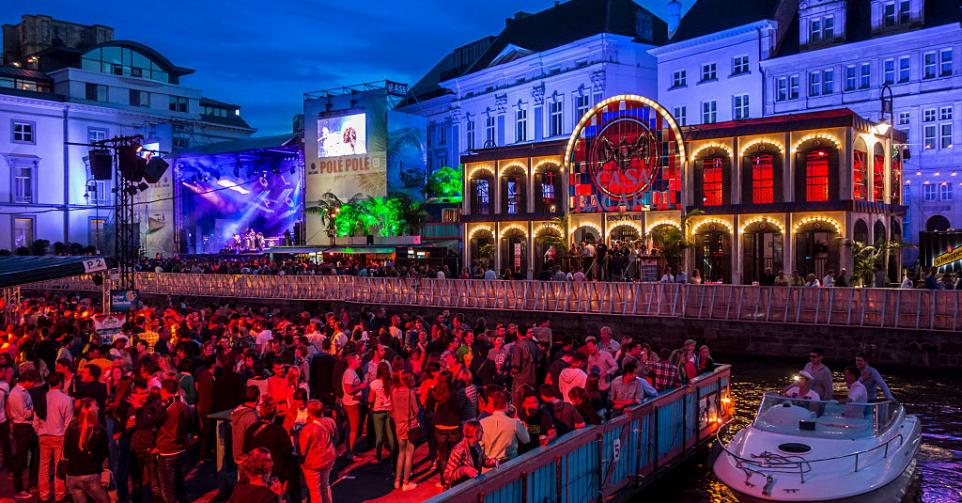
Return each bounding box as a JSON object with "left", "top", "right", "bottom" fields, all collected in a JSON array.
[
  {"left": 809, "top": 16, "right": 834, "bottom": 44},
  {"left": 875, "top": 0, "right": 917, "bottom": 32}
]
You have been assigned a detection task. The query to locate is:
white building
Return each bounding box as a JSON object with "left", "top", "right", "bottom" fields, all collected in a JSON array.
[
  {"left": 0, "top": 15, "right": 254, "bottom": 255},
  {"left": 397, "top": 0, "right": 668, "bottom": 170},
  {"left": 651, "top": 0, "right": 961, "bottom": 256}
]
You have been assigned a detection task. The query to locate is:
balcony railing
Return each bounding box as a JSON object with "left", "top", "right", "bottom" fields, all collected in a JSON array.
[{"left": 23, "top": 274, "right": 962, "bottom": 331}]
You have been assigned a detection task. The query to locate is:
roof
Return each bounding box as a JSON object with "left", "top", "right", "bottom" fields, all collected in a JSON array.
[
  {"left": 0, "top": 65, "right": 51, "bottom": 81},
  {"left": 0, "top": 255, "right": 111, "bottom": 288},
  {"left": 460, "top": 139, "right": 567, "bottom": 163},
  {"left": 670, "top": 0, "right": 784, "bottom": 42},
  {"left": 175, "top": 133, "right": 299, "bottom": 157},
  {"left": 401, "top": 36, "right": 496, "bottom": 106},
  {"left": 36, "top": 39, "right": 193, "bottom": 82},
  {"left": 465, "top": 0, "right": 666, "bottom": 74},
  {"left": 775, "top": 0, "right": 962, "bottom": 57},
  {"left": 200, "top": 97, "right": 241, "bottom": 109}
]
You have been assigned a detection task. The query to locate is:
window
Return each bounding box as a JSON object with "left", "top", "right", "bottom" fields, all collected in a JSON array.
[
  {"left": 923, "top": 183, "right": 936, "bottom": 201},
  {"left": 923, "top": 124, "right": 936, "bottom": 149},
  {"left": 702, "top": 157, "right": 723, "bottom": 206},
  {"left": 751, "top": 154, "right": 775, "bottom": 204},
  {"left": 13, "top": 218, "right": 34, "bottom": 248},
  {"left": 549, "top": 100, "right": 563, "bottom": 137},
  {"left": 88, "top": 127, "right": 109, "bottom": 146},
  {"left": 88, "top": 218, "right": 106, "bottom": 250},
  {"left": 475, "top": 178, "right": 491, "bottom": 213},
  {"left": 898, "top": 56, "right": 910, "bottom": 83},
  {"left": 810, "top": 16, "right": 833, "bottom": 43},
  {"left": 438, "top": 125, "right": 446, "bottom": 146},
  {"left": 941, "top": 123, "right": 953, "bottom": 149},
  {"left": 898, "top": 0, "right": 910, "bottom": 23},
  {"left": 822, "top": 69, "right": 834, "bottom": 94},
  {"left": 441, "top": 208, "right": 459, "bottom": 223},
  {"left": 540, "top": 170, "right": 557, "bottom": 209},
  {"left": 853, "top": 150, "right": 868, "bottom": 200},
  {"left": 129, "top": 89, "right": 149, "bottom": 107},
  {"left": 13, "top": 163, "right": 35, "bottom": 203},
  {"left": 671, "top": 70, "right": 687, "bottom": 88},
  {"left": 732, "top": 55, "right": 749, "bottom": 75},
  {"left": 873, "top": 149, "right": 885, "bottom": 201},
  {"left": 860, "top": 63, "right": 871, "bottom": 88},
  {"left": 845, "top": 65, "right": 857, "bottom": 91},
  {"left": 673, "top": 106, "right": 687, "bottom": 126},
  {"left": 506, "top": 177, "right": 520, "bottom": 214},
  {"left": 484, "top": 115, "right": 495, "bottom": 147},
  {"left": 776, "top": 77, "right": 788, "bottom": 101},
  {"left": 883, "top": 59, "right": 895, "bottom": 84},
  {"left": 671, "top": 70, "right": 688, "bottom": 88},
  {"left": 169, "top": 96, "right": 188, "bottom": 113},
  {"left": 923, "top": 108, "right": 936, "bottom": 122},
  {"left": 805, "top": 150, "right": 830, "bottom": 202},
  {"left": 81, "top": 46, "right": 170, "bottom": 83},
  {"left": 898, "top": 111, "right": 910, "bottom": 125},
  {"left": 924, "top": 52, "right": 937, "bottom": 79},
  {"left": 789, "top": 75, "right": 800, "bottom": 99},
  {"left": 466, "top": 120, "right": 475, "bottom": 151},
  {"left": 733, "top": 94, "right": 749, "bottom": 120},
  {"left": 85, "top": 83, "right": 108, "bottom": 102},
  {"left": 575, "top": 94, "right": 590, "bottom": 120},
  {"left": 12, "top": 120, "right": 34, "bottom": 143},
  {"left": 701, "top": 100, "right": 717, "bottom": 124},
  {"left": 941, "top": 48, "right": 953, "bottom": 77},
  {"left": 701, "top": 63, "right": 717, "bottom": 82},
  {"left": 515, "top": 106, "right": 527, "bottom": 143},
  {"left": 809, "top": 71, "right": 821, "bottom": 96},
  {"left": 941, "top": 106, "right": 953, "bottom": 121},
  {"left": 940, "top": 183, "right": 953, "bottom": 200}
]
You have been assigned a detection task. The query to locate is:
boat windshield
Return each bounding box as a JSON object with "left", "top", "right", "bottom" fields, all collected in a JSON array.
[{"left": 752, "top": 393, "right": 899, "bottom": 438}]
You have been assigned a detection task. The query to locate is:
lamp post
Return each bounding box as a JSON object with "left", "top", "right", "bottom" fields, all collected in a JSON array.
[{"left": 878, "top": 84, "right": 895, "bottom": 283}]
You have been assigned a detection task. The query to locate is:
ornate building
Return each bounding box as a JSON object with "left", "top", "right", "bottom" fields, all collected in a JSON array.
[{"left": 462, "top": 95, "right": 905, "bottom": 284}]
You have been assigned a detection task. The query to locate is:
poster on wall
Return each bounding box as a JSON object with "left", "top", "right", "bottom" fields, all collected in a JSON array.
[{"left": 317, "top": 113, "right": 367, "bottom": 158}]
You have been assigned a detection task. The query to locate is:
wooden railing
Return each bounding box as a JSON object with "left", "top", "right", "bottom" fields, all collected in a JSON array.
[
  {"left": 23, "top": 274, "right": 962, "bottom": 331},
  {"left": 424, "top": 365, "right": 733, "bottom": 503}
]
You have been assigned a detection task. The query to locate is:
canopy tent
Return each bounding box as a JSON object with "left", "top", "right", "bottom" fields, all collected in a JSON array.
[{"left": 0, "top": 256, "right": 111, "bottom": 288}]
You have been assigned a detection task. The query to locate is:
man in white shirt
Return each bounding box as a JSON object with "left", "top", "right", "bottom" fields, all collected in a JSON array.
[
  {"left": 783, "top": 370, "right": 820, "bottom": 401},
  {"left": 584, "top": 336, "right": 617, "bottom": 392},
  {"left": 483, "top": 267, "right": 497, "bottom": 280},
  {"left": 558, "top": 353, "right": 588, "bottom": 404},
  {"left": 254, "top": 323, "right": 273, "bottom": 351},
  {"left": 822, "top": 270, "right": 835, "bottom": 288},
  {"left": 8, "top": 370, "right": 37, "bottom": 498},
  {"left": 844, "top": 366, "right": 868, "bottom": 403},
  {"left": 37, "top": 372, "right": 73, "bottom": 502}
]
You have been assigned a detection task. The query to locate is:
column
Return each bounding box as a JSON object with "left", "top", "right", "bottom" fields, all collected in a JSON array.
[
  {"left": 494, "top": 222, "right": 502, "bottom": 275},
  {"left": 494, "top": 161, "right": 502, "bottom": 215},
  {"left": 733, "top": 215, "right": 742, "bottom": 284},
  {"left": 732, "top": 137, "right": 741, "bottom": 204},
  {"left": 527, "top": 221, "right": 535, "bottom": 280},
  {"left": 784, "top": 132, "right": 793, "bottom": 202},
  {"left": 784, "top": 213, "right": 794, "bottom": 275},
  {"left": 527, "top": 158, "right": 535, "bottom": 214}
]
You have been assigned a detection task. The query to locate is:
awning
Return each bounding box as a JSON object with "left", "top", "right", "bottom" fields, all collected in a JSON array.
[{"left": 0, "top": 256, "right": 112, "bottom": 288}]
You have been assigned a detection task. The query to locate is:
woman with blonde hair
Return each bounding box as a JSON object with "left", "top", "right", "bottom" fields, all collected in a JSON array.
[{"left": 63, "top": 398, "right": 110, "bottom": 503}]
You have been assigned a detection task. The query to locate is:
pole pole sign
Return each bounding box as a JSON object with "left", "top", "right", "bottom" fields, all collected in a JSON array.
[{"left": 934, "top": 246, "right": 962, "bottom": 268}]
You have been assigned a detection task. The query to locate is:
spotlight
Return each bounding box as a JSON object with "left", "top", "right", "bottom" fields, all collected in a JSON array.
[
  {"left": 124, "top": 185, "right": 138, "bottom": 195},
  {"left": 119, "top": 144, "right": 147, "bottom": 181},
  {"left": 290, "top": 164, "right": 296, "bottom": 175},
  {"left": 259, "top": 175, "right": 269, "bottom": 188}
]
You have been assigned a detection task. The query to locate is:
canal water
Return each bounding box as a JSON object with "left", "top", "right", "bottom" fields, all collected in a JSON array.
[{"left": 638, "top": 357, "right": 962, "bottom": 503}]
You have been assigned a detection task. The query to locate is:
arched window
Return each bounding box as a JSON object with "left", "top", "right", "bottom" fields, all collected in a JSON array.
[
  {"left": 795, "top": 140, "right": 838, "bottom": 203},
  {"left": 81, "top": 45, "right": 172, "bottom": 83},
  {"left": 500, "top": 166, "right": 526, "bottom": 215},
  {"left": 890, "top": 153, "right": 902, "bottom": 205},
  {"left": 926, "top": 215, "right": 950, "bottom": 232},
  {"left": 853, "top": 139, "right": 868, "bottom": 200},
  {"left": 873, "top": 143, "right": 885, "bottom": 202},
  {"left": 534, "top": 165, "right": 561, "bottom": 213},
  {"left": 854, "top": 219, "right": 869, "bottom": 243},
  {"left": 741, "top": 144, "right": 782, "bottom": 204},
  {"left": 693, "top": 148, "right": 730, "bottom": 207},
  {"left": 471, "top": 171, "right": 494, "bottom": 215}
]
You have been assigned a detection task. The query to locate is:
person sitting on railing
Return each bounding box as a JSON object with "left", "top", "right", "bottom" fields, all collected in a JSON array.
[
  {"left": 609, "top": 363, "right": 658, "bottom": 416},
  {"left": 443, "top": 420, "right": 497, "bottom": 488}
]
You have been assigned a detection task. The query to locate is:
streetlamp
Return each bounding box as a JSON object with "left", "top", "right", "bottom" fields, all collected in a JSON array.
[{"left": 879, "top": 84, "right": 895, "bottom": 283}]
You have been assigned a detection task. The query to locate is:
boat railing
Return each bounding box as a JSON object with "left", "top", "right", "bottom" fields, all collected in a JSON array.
[{"left": 716, "top": 420, "right": 907, "bottom": 484}]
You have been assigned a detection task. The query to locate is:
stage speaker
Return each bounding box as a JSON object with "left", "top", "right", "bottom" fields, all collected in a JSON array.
[
  {"left": 89, "top": 150, "right": 113, "bottom": 180},
  {"left": 293, "top": 221, "right": 304, "bottom": 245},
  {"left": 143, "top": 156, "right": 169, "bottom": 184}
]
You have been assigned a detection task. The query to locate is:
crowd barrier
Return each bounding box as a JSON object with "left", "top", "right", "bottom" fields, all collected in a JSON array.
[
  {"left": 23, "top": 274, "right": 962, "bottom": 331},
  {"left": 424, "top": 365, "right": 733, "bottom": 503}
]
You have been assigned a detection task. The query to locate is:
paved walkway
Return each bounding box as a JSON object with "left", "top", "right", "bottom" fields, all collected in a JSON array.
[{"left": 0, "top": 439, "right": 444, "bottom": 503}]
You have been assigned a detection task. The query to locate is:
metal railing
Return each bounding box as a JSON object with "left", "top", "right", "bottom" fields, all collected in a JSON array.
[
  {"left": 424, "top": 365, "right": 733, "bottom": 503},
  {"left": 23, "top": 274, "right": 962, "bottom": 331}
]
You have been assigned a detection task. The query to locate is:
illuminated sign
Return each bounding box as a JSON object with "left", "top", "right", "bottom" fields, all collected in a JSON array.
[
  {"left": 934, "top": 246, "right": 962, "bottom": 268},
  {"left": 386, "top": 81, "right": 408, "bottom": 97},
  {"left": 317, "top": 112, "right": 367, "bottom": 158}
]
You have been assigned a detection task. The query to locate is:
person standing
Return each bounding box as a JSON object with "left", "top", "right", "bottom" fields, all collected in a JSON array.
[
  {"left": 855, "top": 352, "right": 895, "bottom": 401},
  {"left": 37, "top": 372, "right": 73, "bottom": 503},
  {"left": 243, "top": 398, "right": 296, "bottom": 503},
  {"left": 228, "top": 447, "right": 283, "bottom": 503},
  {"left": 127, "top": 379, "right": 165, "bottom": 503},
  {"left": 299, "top": 400, "right": 338, "bottom": 503},
  {"left": 368, "top": 361, "right": 394, "bottom": 462},
  {"left": 153, "top": 378, "right": 190, "bottom": 503},
  {"left": 584, "top": 336, "right": 617, "bottom": 395},
  {"left": 802, "top": 348, "right": 833, "bottom": 401},
  {"left": 509, "top": 329, "right": 541, "bottom": 410},
  {"left": 63, "top": 398, "right": 110, "bottom": 503},
  {"left": 390, "top": 370, "right": 419, "bottom": 491},
  {"left": 844, "top": 366, "right": 868, "bottom": 403},
  {"left": 479, "top": 389, "right": 529, "bottom": 463},
  {"left": 8, "top": 369, "right": 38, "bottom": 499},
  {"left": 340, "top": 354, "right": 367, "bottom": 460},
  {"left": 231, "top": 386, "right": 261, "bottom": 477},
  {"left": 0, "top": 362, "right": 11, "bottom": 473}
]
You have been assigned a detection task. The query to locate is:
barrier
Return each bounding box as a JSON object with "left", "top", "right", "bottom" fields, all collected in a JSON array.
[
  {"left": 424, "top": 365, "right": 733, "bottom": 503},
  {"left": 22, "top": 274, "right": 962, "bottom": 332}
]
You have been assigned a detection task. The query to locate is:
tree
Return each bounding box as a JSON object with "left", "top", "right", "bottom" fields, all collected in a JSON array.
[
  {"left": 426, "top": 166, "right": 463, "bottom": 202},
  {"left": 650, "top": 225, "right": 686, "bottom": 271},
  {"left": 851, "top": 240, "right": 912, "bottom": 287}
]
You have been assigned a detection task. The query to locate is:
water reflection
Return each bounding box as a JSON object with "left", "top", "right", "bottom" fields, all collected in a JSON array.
[{"left": 636, "top": 358, "right": 962, "bottom": 503}]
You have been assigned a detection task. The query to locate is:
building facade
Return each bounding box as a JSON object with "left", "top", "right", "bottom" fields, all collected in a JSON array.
[
  {"left": 650, "top": 0, "right": 961, "bottom": 258},
  {"left": 462, "top": 95, "right": 903, "bottom": 284},
  {"left": 0, "top": 15, "right": 254, "bottom": 255}
]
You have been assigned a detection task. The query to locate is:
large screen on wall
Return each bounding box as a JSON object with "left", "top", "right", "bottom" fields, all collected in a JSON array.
[{"left": 317, "top": 113, "right": 367, "bottom": 158}]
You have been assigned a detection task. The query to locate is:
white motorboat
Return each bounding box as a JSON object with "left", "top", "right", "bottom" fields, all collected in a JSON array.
[{"left": 713, "top": 392, "right": 921, "bottom": 502}]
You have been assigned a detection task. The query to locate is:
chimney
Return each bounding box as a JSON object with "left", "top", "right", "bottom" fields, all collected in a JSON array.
[{"left": 667, "top": 0, "right": 682, "bottom": 37}]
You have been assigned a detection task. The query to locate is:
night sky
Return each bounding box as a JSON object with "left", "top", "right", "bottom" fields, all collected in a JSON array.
[{"left": 4, "top": 1, "right": 693, "bottom": 135}]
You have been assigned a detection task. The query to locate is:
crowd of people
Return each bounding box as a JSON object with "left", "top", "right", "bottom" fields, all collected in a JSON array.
[{"left": 0, "top": 294, "right": 720, "bottom": 502}]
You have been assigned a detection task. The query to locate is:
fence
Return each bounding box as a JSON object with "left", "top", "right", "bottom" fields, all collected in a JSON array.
[
  {"left": 23, "top": 274, "right": 962, "bottom": 331},
  {"left": 424, "top": 365, "right": 733, "bottom": 503}
]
